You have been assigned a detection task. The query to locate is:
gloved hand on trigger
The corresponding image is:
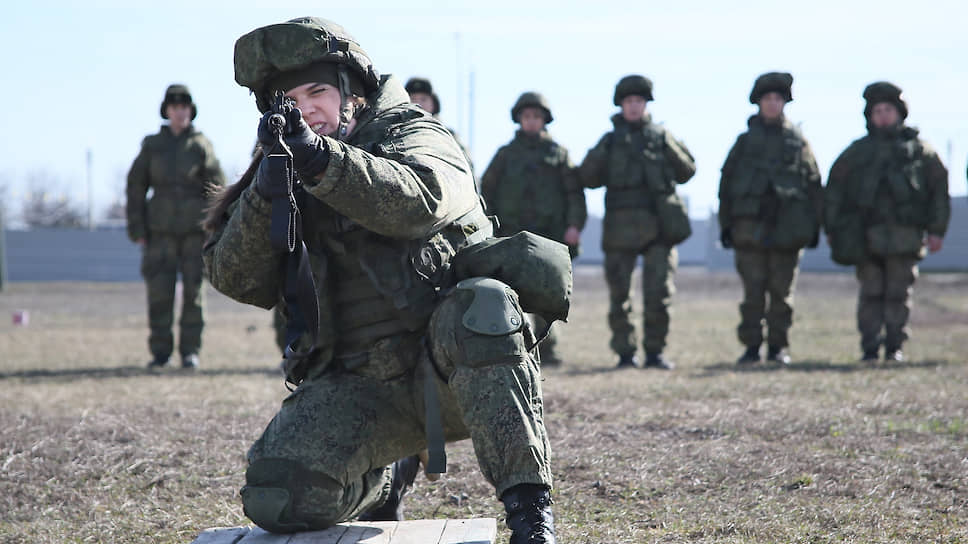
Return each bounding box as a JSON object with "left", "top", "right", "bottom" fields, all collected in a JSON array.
[{"left": 255, "top": 106, "right": 330, "bottom": 187}]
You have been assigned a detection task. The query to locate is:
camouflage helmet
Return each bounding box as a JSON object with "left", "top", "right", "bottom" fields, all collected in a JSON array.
[
  {"left": 405, "top": 77, "right": 440, "bottom": 114},
  {"left": 234, "top": 17, "right": 381, "bottom": 112},
  {"left": 160, "top": 84, "right": 196, "bottom": 120},
  {"left": 863, "top": 81, "right": 908, "bottom": 120},
  {"left": 749, "top": 72, "right": 793, "bottom": 104},
  {"left": 511, "top": 92, "right": 553, "bottom": 124},
  {"left": 613, "top": 75, "right": 653, "bottom": 105}
]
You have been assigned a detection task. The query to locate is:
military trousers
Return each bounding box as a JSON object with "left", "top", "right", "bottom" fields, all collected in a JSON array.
[
  {"left": 855, "top": 256, "right": 918, "bottom": 353},
  {"left": 240, "top": 287, "right": 552, "bottom": 533},
  {"left": 604, "top": 245, "right": 678, "bottom": 356},
  {"left": 140, "top": 233, "right": 205, "bottom": 360},
  {"left": 734, "top": 248, "right": 802, "bottom": 349}
]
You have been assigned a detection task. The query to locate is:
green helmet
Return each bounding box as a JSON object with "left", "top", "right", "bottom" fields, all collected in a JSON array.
[
  {"left": 160, "top": 84, "right": 196, "bottom": 120},
  {"left": 234, "top": 17, "right": 381, "bottom": 112},
  {"left": 405, "top": 77, "right": 440, "bottom": 114},
  {"left": 613, "top": 75, "right": 653, "bottom": 105},
  {"left": 511, "top": 92, "right": 553, "bottom": 124},
  {"left": 863, "top": 81, "right": 908, "bottom": 120},
  {"left": 749, "top": 72, "right": 793, "bottom": 104}
]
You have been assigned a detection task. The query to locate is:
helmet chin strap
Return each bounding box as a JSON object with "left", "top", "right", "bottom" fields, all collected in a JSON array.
[{"left": 336, "top": 65, "right": 353, "bottom": 141}]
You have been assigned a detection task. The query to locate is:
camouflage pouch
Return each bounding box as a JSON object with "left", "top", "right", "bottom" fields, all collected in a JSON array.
[
  {"left": 730, "top": 218, "right": 764, "bottom": 250},
  {"left": 866, "top": 224, "right": 926, "bottom": 259},
  {"left": 602, "top": 208, "right": 659, "bottom": 251},
  {"left": 829, "top": 215, "right": 868, "bottom": 265},
  {"left": 771, "top": 192, "right": 817, "bottom": 250},
  {"left": 655, "top": 192, "right": 692, "bottom": 245},
  {"left": 451, "top": 232, "right": 572, "bottom": 323}
]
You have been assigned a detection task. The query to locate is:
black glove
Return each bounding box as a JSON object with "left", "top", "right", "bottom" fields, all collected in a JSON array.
[
  {"left": 807, "top": 228, "right": 820, "bottom": 249},
  {"left": 720, "top": 226, "right": 733, "bottom": 249},
  {"left": 256, "top": 107, "right": 330, "bottom": 180}
]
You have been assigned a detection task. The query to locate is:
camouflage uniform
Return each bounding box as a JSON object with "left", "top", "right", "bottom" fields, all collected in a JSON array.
[
  {"left": 719, "top": 73, "right": 823, "bottom": 357},
  {"left": 481, "top": 92, "right": 587, "bottom": 365},
  {"left": 127, "top": 85, "right": 225, "bottom": 364},
  {"left": 825, "top": 82, "right": 950, "bottom": 358},
  {"left": 404, "top": 77, "right": 475, "bottom": 178},
  {"left": 204, "top": 18, "right": 558, "bottom": 534},
  {"left": 579, "top": 76, "right": 695, "bottom": 362}
]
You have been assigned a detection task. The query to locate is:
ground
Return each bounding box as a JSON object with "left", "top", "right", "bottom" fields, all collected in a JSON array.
[{"left": 0, "top": 265, "right": 966, "bottom": 543}]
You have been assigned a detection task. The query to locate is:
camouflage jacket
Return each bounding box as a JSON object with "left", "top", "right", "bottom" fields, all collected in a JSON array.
[
  {"left": 480, "top": 130, "right": 586, "bottom": 244},
  {"left": 126, "top": 125, "right": 225, "bottom": 241},
  {"left": 204, "top": 75, "right": 483, "bottom": 360},
  {"left": 825, "top": 124, "right": 950, "bottom": 238}
]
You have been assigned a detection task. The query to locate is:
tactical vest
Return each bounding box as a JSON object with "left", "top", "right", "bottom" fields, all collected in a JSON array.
[
  {"left": 490, "top": 133, "right": 568, "bottom": 240},
  {"left": 143, "top": 127, "right": 213, "bottom": 236},
  {"left": 727, "top": 117, "right": 816, "bottom": 250},
  {"left": 604, "top": 120, "right": 674, "bottom": 210}
]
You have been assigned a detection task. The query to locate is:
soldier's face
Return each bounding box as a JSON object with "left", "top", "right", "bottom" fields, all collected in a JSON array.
[
  {"left": 757, "top": 92, "right": 785, "bottom": 122},
  {"left": 518, "top": 107, "right": 546, "bottom": 135},
  {"left": 621, "top": 95, "right": 647, "bottom": 123},
  {"left": 285, "top": 82, "right": 343, "bottom": 137},
  {"left": 410, "top": 92, "right": 436, "bottom": 114},
  {"left": 166, "top": 104, "right": 192, "bottom": 131},
  {"left": 870, "top": 102, "right": 901, "bottom": 129}
]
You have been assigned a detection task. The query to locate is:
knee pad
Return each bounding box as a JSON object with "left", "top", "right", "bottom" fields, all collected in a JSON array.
[
  {"left": 240, "top": 485, "right": 307, "bottom": 534},
  {"left": 241, "top": 458, "right": 339, "bottom": 533},
  {"left": 455, "top": 277, "right": 523, "bottom": 336}
]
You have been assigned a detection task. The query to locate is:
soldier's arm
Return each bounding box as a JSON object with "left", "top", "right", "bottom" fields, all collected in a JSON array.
[
  {"left": 561, "top": 149, "right": 587, "bottom": 230},
  {"left": 202, "top": 185, "right": 284, "bottom": 309},
  {"left": 663, "top": 130, "right": 697, "bottom": 183},
  {"left": 125, "top": 138, "right": 151, "bottom": 242},
  {"left": 921, "top": 142, "right": 951, "bottom": 237},
  {"left": 800, "top": 138, "right": 824, "bottom": 227},
  {"left": 824, "top": 148, "right": 852, "bottom": 233},
  {"left": 479, "top": 146, "right": 507, "bottom": 213},
  {"left": 577, "top": 133, "right": 611, "bottom": 189},
  {"left": 201, "top": 137, "right": 228, "bottom": 188},
  {"left": 718, "top": 134, "right": 745, "bottom": 229},
  {"left": 302, "top": 118, "right": 479, "bottom": 240}
]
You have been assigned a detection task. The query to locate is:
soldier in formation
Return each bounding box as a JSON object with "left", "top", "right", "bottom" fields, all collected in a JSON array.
[
  {"left": 405, "top": 77, "right": 475, "bottom": 176},
  {"left": 825, "top": 81, "right": 950, "bottom": 362},
  {"left": 204, "top": 17, "right": 565, "bottom": 542},
  {"left": 579, "top": 75, "right": 696, "bottom": 370},
  {"left": 127, "top": 84, "right": 226, "bottom": 369},
  {"left": 718, "top": 72, "right": 823, "bottom": 365},
  {"left": 480, "top": 91, "right": 587, "bottom": 366}
]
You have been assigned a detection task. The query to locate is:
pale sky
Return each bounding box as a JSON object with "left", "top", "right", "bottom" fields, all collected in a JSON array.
[{"left": 1, "top": 0, "right": 966, "bottom": 225}]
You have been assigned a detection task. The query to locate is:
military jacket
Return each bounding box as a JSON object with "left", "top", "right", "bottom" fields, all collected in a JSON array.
[
  {"left": 825, "top": 124, "right": 949, "bottom": 262},
  {"left": 126, "top": 125, "right": 225, "bottom": 241},
  {"left": 204, "top": 75, "right": 484, "bottom": 361},
  {"left": 718, "top": 115, "right": 822, "bottom": 250},
  {"left": 480, "top": 130, "right": 586, "bottom": 244},
  {"left": 579, "top": 114, "right": 695, "bottom": 251}
]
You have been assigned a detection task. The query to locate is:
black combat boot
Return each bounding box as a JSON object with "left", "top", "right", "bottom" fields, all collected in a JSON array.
[
  {"left": 766, "top": 345, "right": 791, "bottom": 365},
  {"left": 884, "top": 348, "right": 904, "bottom": 362},
  {"left": 147, "top": 357, "right": 169, "bottom": 369},
  {"left": 616, "top": 353, "right": 642, "bottom": 369},
  {"left": 861, "top": 348, "right": 879, "bottom": 362},
  {"left": 501, "top": 483, "right": 556, "bottom": 544},
  {"left": 644, "top": 352, "right": 675, "bottom": 370},
  {"left": 736, "top": 345, "right": 761, "bottom": 365},
  {"left": 181, "top": 353, "right": 200, "bottom": 369},
  {"left": 358, "top": 455, "right": 420, "bottom": 521}
]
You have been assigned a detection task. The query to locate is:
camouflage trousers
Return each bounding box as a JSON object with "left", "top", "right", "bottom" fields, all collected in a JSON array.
[
  {"left": 604, "top": 246, "right": 678, "bottom": 356},
  {"left": 241, "top": 286, "right": 552, "bottom": 533},
  {"left": 855, "top": 256, "right": 918, "bottom": 353},
  {"left": 734, "top": 248, "right": 802, "bottom": 349},
  {"left": 141, "top": 233, "right": 205, "bottom": 360}
]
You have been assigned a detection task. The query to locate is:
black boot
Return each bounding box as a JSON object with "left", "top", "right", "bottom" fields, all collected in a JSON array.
[
  {"left": 861, "top": 348, "right": 879, "bottom": 362},
  {"left": 501, "top": 484, "right": 556, "bottom": 544},
  {"left": 147, "top": 356, "right": 169, "bottom": 369},
  {"left": 766, "top": 345, "right": 791, "bottom": 365},
  {"left": 644, "top": 352, "right": 675, "bottom": 370},
  {"left": 616, "top": 353, "right": 642, "bottom": 369},
  {"left": 736, "top": 345, "right": 761, "bottom": 365},
  {"left": 358, "top": 455, "right": 420, "bottom": 521}
]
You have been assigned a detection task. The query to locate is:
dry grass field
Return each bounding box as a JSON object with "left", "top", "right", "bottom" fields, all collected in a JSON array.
[{"left": 1, "top": 265, "right": 966, "bottom": 543}]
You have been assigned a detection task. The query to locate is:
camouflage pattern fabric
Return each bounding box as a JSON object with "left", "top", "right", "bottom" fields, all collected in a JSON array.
[
  {"left": 855, "top": 256, "right": 918, "bottom": 353},
  {"left": 204, "top": 75, "right": 553, "bottom": 532},
  {"left": 603, "top": 245, "right": 677, "bottom": 355},
  {"left": 480, "top": 130, "right": 586, "bottom": 256},
  {"left": 734, "top": 248, "right": 802, "bottom": 348},
  {"left": 140, "top": 233, "right": 206, "bottom": 359}
]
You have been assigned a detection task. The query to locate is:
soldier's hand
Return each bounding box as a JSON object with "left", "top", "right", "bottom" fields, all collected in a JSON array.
[
  {"left": 256, "top": 108, "right": 330, "bottom": 180},
  {"left": 926, "top": 234, "right": 943, "bottom": 253},
  {"left": 720, "top": 227, "right": 733, "bottom": 249},
  {"left": 564, "top": 226, "right": 581, "bottom": 246}
]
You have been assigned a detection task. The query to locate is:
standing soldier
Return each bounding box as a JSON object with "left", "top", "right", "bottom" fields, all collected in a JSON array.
[
  {"left": 825, "top": 82, "right": 950, "bottom": 362},
  {"left": 127, "top": 84, "right": 226, "bottom": 369},
  {"left": 481, "top": 91, "right": 587, "bottom": 366},
  {"left": 718, "top": 72, "right": 823, "bottom": 365},
  {"left": 204, "top": 17, "right": 564, "bottom": 541},
  {"left": 579, "top": 75, "right": 696, "bottom": 370},
  {"left": 405, "top": 77, "right": 475, "bottom": 176}
]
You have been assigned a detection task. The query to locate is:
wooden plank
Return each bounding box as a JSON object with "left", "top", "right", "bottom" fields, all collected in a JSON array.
[
  {"left": 190, "top": 526, "right": 252, "bottom": 544},
  {"left": 438, "top": 519, "right": 497, "bottom": 544},
  {"left": 388, "top": 519, "right": 445, "bottom": 544},
  {"left": 236, "top": 526, "right": 289, "bottom": 544},
  {"left": 288, "top": 524, "right": 349, "bottom": 544}
]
